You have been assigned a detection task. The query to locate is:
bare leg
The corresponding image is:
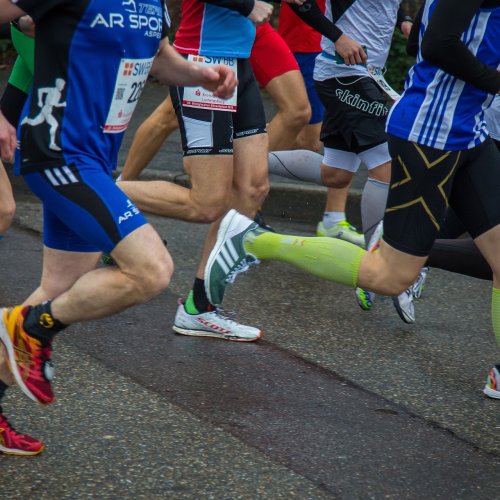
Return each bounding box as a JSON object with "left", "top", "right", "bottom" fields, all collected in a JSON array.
[
  {"left": 0, "top": 160, "right": 15, "bottom": 235},
  {"left": 24, "top": 248, "right": 101, "bottom": 305},
  {"left": 120, "top": 95, "right": 179, "bottom": 180},
  {"left": 471, "top": 226, "right": 500, "bottom": 351},
  {"left": 293, "top": 122, "right": 322, "bottom": 152},
  {"left": 46, "top": 224, "right": 173, "bottom": 325},
  {"left": 195, "top": 133, "right": 270, "bottom": 278},
  {"left": 0, "top": 343, "right": 14, "bottom": 385},
  {"left": 118, "top": 155, "right": 233, "bottom": 223},
  {"left": 265, "top": 71, "right": 311, "bottom": 151},
  {"left": 323, "top": 185, "right": 350, "bottom": 213}
]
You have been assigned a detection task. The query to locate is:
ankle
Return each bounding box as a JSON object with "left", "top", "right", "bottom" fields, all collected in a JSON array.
[{"left": 23, "top": 301, "right": 67, "bottom": 345}]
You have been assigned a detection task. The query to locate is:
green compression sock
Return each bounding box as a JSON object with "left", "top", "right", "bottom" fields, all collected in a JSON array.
[
  {"left": 491, "top": 288, "right": 500, "bottom": 350},
  {"left": 244, "top": 231, "right": 365, "bottom": 288},
  {"left": 184, "top": 290, "right": 199, "bottom": 315}
]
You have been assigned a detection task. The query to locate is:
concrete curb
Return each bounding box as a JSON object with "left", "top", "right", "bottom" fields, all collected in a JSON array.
[
  {"left": 9, "top": 166, "right": 364, "bottom": 228},
  {"left": 114, "top": 167, "right": 364, "bottom": 227}
]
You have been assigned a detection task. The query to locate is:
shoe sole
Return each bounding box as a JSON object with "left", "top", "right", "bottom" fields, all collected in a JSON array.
[
  {"left": 173, "top": 325, "right": 262, "bottom": 342},
  {"left": 0, "top": 308, "right": 42, "bottom": 404},
  {"left": 483, "top": 385, "right": 500, "bottom": 399},
  {"left": 0, "top": 444, "right": 44, "bottom": 456},
  {"left": 357, "top": 304, "right": 373, "bottom": 311},
  {"left": 391, "top": 297, "right": 415, "bottom": 324}
]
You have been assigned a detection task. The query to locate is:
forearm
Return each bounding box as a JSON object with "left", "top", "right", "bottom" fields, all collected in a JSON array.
[
  {"left": 151, "top": 43, "right": 201, "bottom": 87},
  {"left": 0, "top": 110, "right": 17, "bottom": 162},
  {"left": 396, "top": 7, "right": 412, "bottom": 32},
  {"left": 421, "top": 0, "right": 500, "bottom": 94},
  {"left": 203, "top": 0, "right": 254, "bottom": 16},
  {"left": 406, "top": 5, "right": 423, "bottom": 57},
  {"left": 288, "top": 0, "right": 342, "bottom": 42},
  {"left": 0, "top": 1, "right": 26, "bottom": 23}
]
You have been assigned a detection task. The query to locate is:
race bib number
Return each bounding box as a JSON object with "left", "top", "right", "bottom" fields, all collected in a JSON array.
[
  {"left": 368, "top": 65, "right": 400, "bottom": 102},
  {"left": 104, "top": 57, "right": 154, "bottom": 133},
  {"left": 182, "top": 55, "right": 238, "bottom": 112}
]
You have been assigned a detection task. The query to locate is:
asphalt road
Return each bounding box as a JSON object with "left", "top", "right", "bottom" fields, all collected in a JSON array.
[
  {"left": 0, "top": 199, "right": 499, "bottom": 499},
  {"left": 0, "top": 64, "right": 498, "bottom": 499}
]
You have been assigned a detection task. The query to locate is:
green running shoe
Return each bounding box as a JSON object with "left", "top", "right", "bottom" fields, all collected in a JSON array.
[
  {"left": 355, "top": 287, "right": 375, "bottom": 311},
  {"left": 204, "top": 210, "right": 260, "bottom": 305},
  {"left": 101, "top": 253, "right": 116, "bottom": 266},
  {"left": 316, "top": 220, "right": 365, "bottom": 248}
]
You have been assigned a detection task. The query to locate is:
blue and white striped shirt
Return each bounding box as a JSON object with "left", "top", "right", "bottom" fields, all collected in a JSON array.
[{"left": 387, "top": 0, "right": 500, "bottom": 151}]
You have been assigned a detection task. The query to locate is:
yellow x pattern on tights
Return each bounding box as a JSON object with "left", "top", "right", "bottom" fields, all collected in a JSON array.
[{"left": 386, "top": 144, "right": 462, "bottom": 230}]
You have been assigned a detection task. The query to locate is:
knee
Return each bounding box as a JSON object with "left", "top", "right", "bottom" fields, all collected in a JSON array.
[
  {"left": 309, "top": 139, "right": 322, "bottom": 153},
  {"left": 0, "top": 200, "right": 16, "bottom": 234},
  {"left": 284, "top": 102, "right": 311, "bottom": 131},
  {"left": 238, "top": 178, "right": 270, "bottom": 208},
  {"left": 135, "top": 249, "right": 174, "bottom": 301},
  {"left": 321, "top": 167, "right": 351, "bottom": 189},
  {"left": 368, "top": 163, "right": 391, "bottom": 183},
  {"left": 190, "top": 199, "right": 230, "bottom": 224},
  {"left": 157, "top": 108, "right": 177, "bottom": 132}
]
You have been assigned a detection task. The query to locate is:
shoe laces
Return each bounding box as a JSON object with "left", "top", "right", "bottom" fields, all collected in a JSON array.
[
  {"left": 413, "top": 268, "right": 428, "bottom": 290},
  {"left": 0, "top": 413, "right": 20, "bottom": 436},
  {"left": 211, "top": 307, "right": 239, "bottom": 326},
  {"left": 225, "top": 257, "right": 260, "bottom": 284}
]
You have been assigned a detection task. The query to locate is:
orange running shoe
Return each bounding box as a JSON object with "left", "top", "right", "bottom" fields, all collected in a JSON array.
[
  {"left": 0, "top": 306, "right": 55, "bottom": 405},
  {"left": 0, "top": 412, "right": 44, "bottom": 455}
]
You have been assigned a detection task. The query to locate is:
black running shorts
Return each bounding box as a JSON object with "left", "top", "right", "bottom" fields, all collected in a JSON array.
[
  {"left": 170, "top": 58, "right": 266, "bottom": 156},
  {"left": 384, "top": 135, "right": 500, "bottom": 256},
  {"left": 314, "top": 75, "right": 389, "bottom": 153}
]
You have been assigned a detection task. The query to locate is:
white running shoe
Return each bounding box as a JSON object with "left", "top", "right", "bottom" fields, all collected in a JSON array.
[
  {"left": 392, "top": 267, "right": 429, "bottom": 324},
  {"left": 172, "top": 301, "right": 262, "bottom": 342},
  {"left": 483, "top": 365, "right": 500, "bottom": 399},
  {"left": 392, "top": 288, "right": 415, "bottom": 324},
  {"left": 412, "top": 267, "right": 429, "bottom": 299}
]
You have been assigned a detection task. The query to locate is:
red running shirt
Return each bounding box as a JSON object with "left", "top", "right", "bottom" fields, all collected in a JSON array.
[{"left": 278, "top": 0, "right": 326, "bottom": 53}]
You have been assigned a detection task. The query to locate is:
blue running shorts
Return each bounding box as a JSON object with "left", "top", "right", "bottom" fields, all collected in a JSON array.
[
  {"left": 294, "top": 52, "right": 324, "bottom": 125},
  {"left": 23, "top": 161, "right": 147, "bottom": 253}
]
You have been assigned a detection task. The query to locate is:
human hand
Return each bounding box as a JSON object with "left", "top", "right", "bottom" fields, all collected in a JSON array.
[
  {"left": 18, "top": 15, "right": 35, "bottom": 37},
  {"left": 248, "top": 0, "right": 273, "bottom": 25},
  {"left": 197, "top": 65, "right": 238, "bottom": 100},
  {"left": 334, "top": 34, "right": 367, "bottom": 65},
  {"left": 0, "top": 113, "right": 16, "bottom": 163},
  {"left": 401, "top": 20, "right": 412, "bottom": 39}
]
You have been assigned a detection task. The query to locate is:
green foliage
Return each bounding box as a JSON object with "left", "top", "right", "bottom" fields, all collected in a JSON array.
[{"left": 385, "top": 30, "right": 416, "bottom": 93}]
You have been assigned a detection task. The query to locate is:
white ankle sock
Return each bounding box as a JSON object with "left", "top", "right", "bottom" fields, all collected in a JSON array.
[{"left": 323, "top": 212, "right": 345, "bottom": 228}]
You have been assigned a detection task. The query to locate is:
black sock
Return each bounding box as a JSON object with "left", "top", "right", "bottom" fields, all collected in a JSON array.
[
  {"left": 192, "top": 277, "right": 212, "bottom": 313},
  {"left": 0, "top": 380, "right": 7, "bottom": 414},
  {"left": 23, "top": 301, "right": 67, "bottom": 346},
  {"left": 0, "top": 380, "right": 7, "bottom": 401}
]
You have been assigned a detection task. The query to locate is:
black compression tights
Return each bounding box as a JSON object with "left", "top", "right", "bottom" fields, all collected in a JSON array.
[
  {"left": 426, "top": 140, "right": 499, "bottom": 282},
  {"left": 428, "top": 238, "right": 492, "bottom": 281}
]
